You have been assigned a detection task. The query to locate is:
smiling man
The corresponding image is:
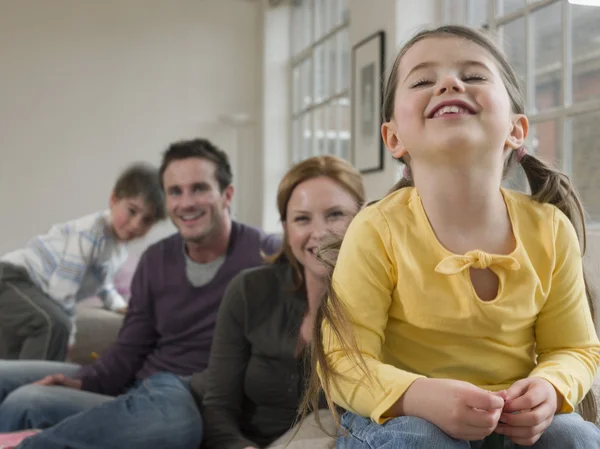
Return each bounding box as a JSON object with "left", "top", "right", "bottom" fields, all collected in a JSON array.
[{"left": 0, "top": 138, "right": 280, "bottom": 449}]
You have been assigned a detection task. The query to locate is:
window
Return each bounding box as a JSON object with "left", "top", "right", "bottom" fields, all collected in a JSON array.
[
  {"left": 290, "top": 0, "right": 350, "bottom": 164},
  {"left": 443, "top": 0, "right": 600, "bottom": 223}
]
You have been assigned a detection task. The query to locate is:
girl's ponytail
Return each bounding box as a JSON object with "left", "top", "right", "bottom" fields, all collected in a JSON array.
[{"left": 519, "top": 151, "right": 597, "bottom": 422}]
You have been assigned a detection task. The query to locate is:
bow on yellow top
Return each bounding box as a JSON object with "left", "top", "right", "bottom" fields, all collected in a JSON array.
[{"left": 435, "top": 250, "right": 521, "bottom": 275}]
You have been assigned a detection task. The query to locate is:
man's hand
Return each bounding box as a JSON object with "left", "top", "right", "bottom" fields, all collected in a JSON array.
[
  {"left": 495, "top": 377, "right": 560, "bottom": 446},
  {"left": 35, "top": 374, "right": 82, "bottom": 390},
  {"left": 116, "top": 307, "right": 128, "bottom": 315}
]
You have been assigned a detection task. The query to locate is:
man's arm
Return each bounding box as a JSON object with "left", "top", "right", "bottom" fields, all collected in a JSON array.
[
  {"left": 74, "top": 252, "right": 159, "bottom": 395},
  {"left": 261, "top": 232, "right": 282, "bottom": 257}
]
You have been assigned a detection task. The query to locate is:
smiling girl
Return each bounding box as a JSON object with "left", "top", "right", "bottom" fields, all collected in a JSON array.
[{"left": 304, "top": 25, "right": 600, "bottom": 449}]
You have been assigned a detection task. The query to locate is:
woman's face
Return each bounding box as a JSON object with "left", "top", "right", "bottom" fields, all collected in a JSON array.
[{"left": 284, "top": 176, "right": 359, "bottom": 279}]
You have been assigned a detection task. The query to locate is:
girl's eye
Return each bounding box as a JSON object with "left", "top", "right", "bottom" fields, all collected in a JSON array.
[
  {"left": 411, "top": 79, "right": 433, "bottom": 88},
  {"left": 463, "top": 74, "right": 487, "bottom": 82}
]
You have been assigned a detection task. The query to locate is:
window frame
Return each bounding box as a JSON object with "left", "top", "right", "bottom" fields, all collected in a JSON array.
[
  {"left": 290, "top": 0, "right": 351, "bottom": 164},
  {"left": 443, "top": 0, "right": 600, "bottom": 226}
]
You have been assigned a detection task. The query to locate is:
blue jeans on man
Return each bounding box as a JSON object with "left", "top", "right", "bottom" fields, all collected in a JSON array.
[{"left": 0, "top": 361, "right": 202, "bottom": 449}]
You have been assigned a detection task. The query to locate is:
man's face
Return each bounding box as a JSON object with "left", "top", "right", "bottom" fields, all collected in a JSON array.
[{"left": 162, "top": 157, "right": 233, "bottom": 243}]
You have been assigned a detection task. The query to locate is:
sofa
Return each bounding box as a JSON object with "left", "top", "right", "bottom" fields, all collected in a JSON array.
[{"left": 7, "top": 254, "right": 597, "bottom": 446}]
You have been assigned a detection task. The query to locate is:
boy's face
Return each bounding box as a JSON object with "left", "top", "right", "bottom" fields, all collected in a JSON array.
[{"left": 109, "top": 195, "right": 157, "bottom": 242}]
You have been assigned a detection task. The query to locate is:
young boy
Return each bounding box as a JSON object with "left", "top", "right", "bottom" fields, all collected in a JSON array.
[{"left": 0, "top": 163, "right": 165, "bottom": 361}]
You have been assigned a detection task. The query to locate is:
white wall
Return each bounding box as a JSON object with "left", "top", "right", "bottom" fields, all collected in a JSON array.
[
  {"left": 0, "top": 0, "right": 263, "bottom": 255},
  {"left": 349, "top": 0, "right": 441, "bottom": 201}
]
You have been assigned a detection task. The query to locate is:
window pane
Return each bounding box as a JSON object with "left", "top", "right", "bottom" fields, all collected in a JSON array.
[
  {"left": 327, "top": 36, "right": 338, "bottom": 98},
  {"left": 291, "top": 2, "right": 304, "bottom": 56},
  {"left": 302, "top": 0, "right": 313, "bottom": 49},
  {"left": 301, "top": 58, "right": 312, "bottom": 110},
  {"left": 533, "top": 2, "right": 562, "bottom": 112},
  {"left": 292, "top": 119, "right": 301, "bottom": 164},
  {"left": 314, "top": 108, "right": 327, "bottom": 156},
  {"left": 443, "top": 0, "right": 468, "bottom": 25},
  {"left": 314, "top": 44, "right": 326, "bottom": 104},
  {"left": 315, "top": 0, "right": 327, "bottom": 41},
  {"left": 530, "top": 119, "right": 562, "bottom": 168},
  {"left": 468, "top": 0, "right": 488, "bottom": 27},
  {"left": 500, "top": 18, "right": 526, "bottom": 97},
  {"left": 292, "top": 66, "right": 301, "bottom": 115},
  {"left": 338, "top": 96, "right": 351, "bottom": 161},
  {"left": 326, "top": 103, "right": 338, "bottom": 156},
  {"left": 571, "top": 4, "right": 600, "bottom": 103},
  {"left": 340, "top": 0, "right": 349, "bottom": 23},
  {"left": 499, "top": 0, "right": 525, "bottom": 17},
  {"left": 302, "top": 113, "right": 312, "bottom": 160},
  {"left": 571, "top": 110, "right": 600, "bottom": 222},
  {"left": 329, "top": 0, "right": 341, "bottom": 29},
  {"left": 339, "top": 28, "right": 350, "bottom": 91}
]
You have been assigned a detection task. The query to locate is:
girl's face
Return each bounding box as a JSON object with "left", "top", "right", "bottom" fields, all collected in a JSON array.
[
  {"left": 284, "top": 176, "right": 359, "bottom": 280},
  {"left": 384, "top": 35, "right": 526, "bottom": 169}
]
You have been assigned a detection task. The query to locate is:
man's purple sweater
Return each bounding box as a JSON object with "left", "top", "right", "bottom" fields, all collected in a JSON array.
[{"left": 75, "top": 221, "right": 279, "bottom": 395}]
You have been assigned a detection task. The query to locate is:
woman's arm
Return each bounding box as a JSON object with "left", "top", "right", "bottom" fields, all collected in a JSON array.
[{"left": 197, "top": 273, "right": 259, "bottom": 449}]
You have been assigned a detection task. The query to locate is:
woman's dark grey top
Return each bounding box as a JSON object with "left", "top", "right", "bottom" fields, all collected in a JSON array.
[{"left": 191, "top": 263, "right": 323, "bottom": 449}]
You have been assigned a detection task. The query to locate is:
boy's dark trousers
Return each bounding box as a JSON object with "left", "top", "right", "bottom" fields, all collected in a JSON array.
[{"left": 0, "top": 263, "right": 71, "bottom": 361}]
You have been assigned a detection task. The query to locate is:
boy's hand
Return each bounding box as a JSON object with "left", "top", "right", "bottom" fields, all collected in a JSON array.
[
  {"left": 495, "top": 377, "right": 560, "bottom": 446},
  {"left": 116, "top": 307, "right": 127, "bottom": 315},
  {"left": 35, "top": 374, "right": 82, "bottom": 390}
]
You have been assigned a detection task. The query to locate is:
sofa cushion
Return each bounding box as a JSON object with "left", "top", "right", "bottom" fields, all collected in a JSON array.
[
  {"left": 267, "top": 410, "right": 336, "bottom": 449},
  {"left": 68, "top": 298, "right": 124, "bottom": 365}
]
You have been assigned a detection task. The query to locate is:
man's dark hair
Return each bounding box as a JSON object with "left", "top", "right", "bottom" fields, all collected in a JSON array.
[
  {"left": 159, "top": 138, "right": 233, "bottom": 192},
  {"left": 113, "top": 163, "right": 166, "bottom": 221}
]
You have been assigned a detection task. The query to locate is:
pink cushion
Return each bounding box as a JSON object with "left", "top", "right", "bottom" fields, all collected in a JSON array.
[{"left": 113, "top": 253, "right": 139, "bottom": 298}]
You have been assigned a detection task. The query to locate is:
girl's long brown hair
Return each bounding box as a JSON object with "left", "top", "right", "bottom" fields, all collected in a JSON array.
[{"left": 300, "top": 25, "right": 597, "bottom": 432}]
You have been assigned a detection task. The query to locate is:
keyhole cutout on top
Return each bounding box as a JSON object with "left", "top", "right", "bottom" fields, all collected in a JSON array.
[{"left": 469, "top": 268, "right": 500, "bottom": 302}]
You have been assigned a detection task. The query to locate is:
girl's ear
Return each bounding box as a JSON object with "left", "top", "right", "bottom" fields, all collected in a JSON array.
[
  {"left": 506, "top": 114, "right": 529, "bottom": 150},
  {"left": 382, "top": 121, "right": 407, "bottom": 159}
]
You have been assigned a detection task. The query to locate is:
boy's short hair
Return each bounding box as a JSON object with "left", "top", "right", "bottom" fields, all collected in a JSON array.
[
  {"left": 113, "top": 163, "right": 166, "bottom": 221},
  {"left": 159, "top": 138, "right": 233, "bottom": 192}
]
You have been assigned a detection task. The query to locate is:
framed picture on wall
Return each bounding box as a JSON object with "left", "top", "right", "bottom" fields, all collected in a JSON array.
[{"left": 352, "top": 30, "right": 385, "bottom": 174}]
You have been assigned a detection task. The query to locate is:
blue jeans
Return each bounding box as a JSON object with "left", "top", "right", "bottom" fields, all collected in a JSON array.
[
  {"left": 0, "top": 360, "right": 203, "bottom": 449},
  {"left": 337, "top": 411, "right": 600, "bottom": 448}
]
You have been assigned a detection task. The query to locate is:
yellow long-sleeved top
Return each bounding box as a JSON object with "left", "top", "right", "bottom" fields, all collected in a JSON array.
[{"left": 322, "top": 187, "right": 600, "bottom": 424}]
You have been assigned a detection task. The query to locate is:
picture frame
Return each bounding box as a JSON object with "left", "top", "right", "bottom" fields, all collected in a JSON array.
[{"left": 352, "top": 30, "right": 385, "bottom": 174}]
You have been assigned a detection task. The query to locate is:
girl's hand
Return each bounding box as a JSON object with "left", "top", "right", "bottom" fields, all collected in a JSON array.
[
  {"left": 495, "top": 377, "right": 560, "bottom": 446},
  {"left": 401, "top": 378, "right": 506, "bottom": 441}
]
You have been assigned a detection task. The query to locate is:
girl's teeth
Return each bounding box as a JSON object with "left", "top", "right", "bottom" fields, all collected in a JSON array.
[{"left": 434, "top": 105, "right": 469, "bottom": 117}]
